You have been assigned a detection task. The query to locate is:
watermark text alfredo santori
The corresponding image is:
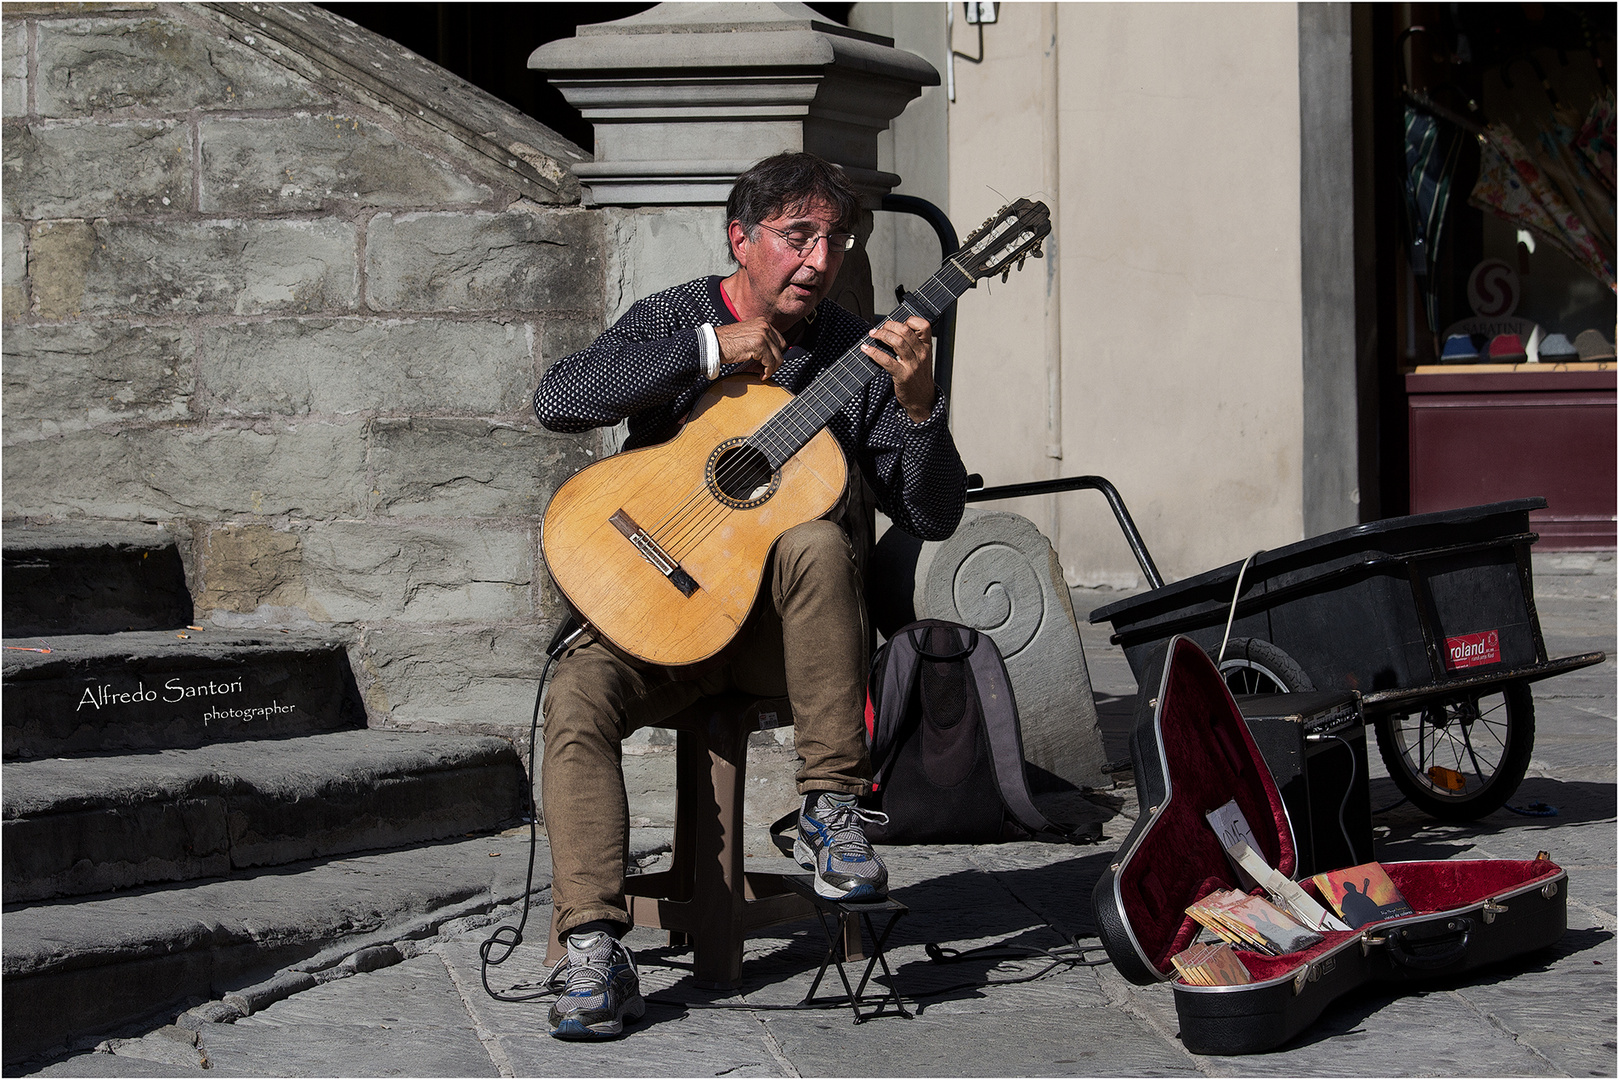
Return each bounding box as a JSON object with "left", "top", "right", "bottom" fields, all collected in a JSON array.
[{"left": 76, "top": 677, "right": 296, "bottom": 724}]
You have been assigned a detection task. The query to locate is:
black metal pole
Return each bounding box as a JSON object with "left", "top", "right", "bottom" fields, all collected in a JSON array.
[{"left": 965, "top": 474, "right": 1165, "bottom": 590}]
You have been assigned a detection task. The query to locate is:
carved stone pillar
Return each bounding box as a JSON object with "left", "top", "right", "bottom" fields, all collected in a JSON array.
[
  {"left": 530, "top": 2, "right": 938, "bottom": 207},
  {"left": 531, "top": 2, "right": 940, "bottom": 322}
]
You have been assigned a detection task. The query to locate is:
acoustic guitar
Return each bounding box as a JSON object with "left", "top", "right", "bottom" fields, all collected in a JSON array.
[{"left": 542, "top": 198, "right": 1052, "bottom": 666}]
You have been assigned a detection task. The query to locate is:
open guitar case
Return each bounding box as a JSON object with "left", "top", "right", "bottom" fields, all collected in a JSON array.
[{"left": 1092, "top": 636, "right": 1567, "bottom": 1055}]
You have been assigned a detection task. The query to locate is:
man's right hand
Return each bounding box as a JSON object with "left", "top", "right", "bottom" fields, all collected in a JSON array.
[{"left": 715, "top": 317, "right": 786, "bottom": 382}]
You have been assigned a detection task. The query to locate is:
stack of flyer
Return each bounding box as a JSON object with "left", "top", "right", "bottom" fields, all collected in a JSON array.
[
  {"left": 1185, "top": 888, "right": 1326, "bottom": 956},
  {"left": 1170, "top": 941, "right": 1252, "bottom": 986}
]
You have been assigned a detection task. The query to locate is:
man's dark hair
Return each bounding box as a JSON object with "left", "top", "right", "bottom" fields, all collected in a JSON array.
[{"left": 725, "top": 152, "right": 861, "bottom": 260}]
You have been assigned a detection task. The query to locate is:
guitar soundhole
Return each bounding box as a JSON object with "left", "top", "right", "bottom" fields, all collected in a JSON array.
[{"left": 707, "top": 441, "right": 780, "bottom": 509}]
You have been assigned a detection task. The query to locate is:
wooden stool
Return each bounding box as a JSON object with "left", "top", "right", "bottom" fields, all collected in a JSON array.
[{"left": 547, "top": 694, "right": 858, "bottom": 989}]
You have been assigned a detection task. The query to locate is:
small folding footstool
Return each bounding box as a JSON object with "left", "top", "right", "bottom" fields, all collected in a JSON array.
[{"left": 781, "top": 875, "right": 911, "bottom": 1023}]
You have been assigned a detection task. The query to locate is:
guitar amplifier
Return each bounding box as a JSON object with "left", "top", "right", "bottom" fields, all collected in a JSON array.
[{"left": 1235, "top": 691, "right": 1373, "bottom": 877}]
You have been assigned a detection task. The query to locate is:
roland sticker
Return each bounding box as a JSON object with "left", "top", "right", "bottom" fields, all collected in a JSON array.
[{"left": 1445, "top": 630, "right": 1501, "bottom": 670}]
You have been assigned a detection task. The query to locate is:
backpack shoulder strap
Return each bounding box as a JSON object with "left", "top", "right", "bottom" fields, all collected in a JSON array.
[
  {"left": 867, "top": 623, "right": 928, "bottom": 790},
  {"left": 964, "top": 633, "right": 1101, "bottom": 845}
]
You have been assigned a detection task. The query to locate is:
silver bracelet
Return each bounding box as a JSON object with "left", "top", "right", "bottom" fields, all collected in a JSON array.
[{"left": 698, "top": 323, "right": 721, "bottom": 380}]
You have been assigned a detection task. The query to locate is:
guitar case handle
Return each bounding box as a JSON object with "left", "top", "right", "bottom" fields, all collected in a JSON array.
[{"left": 1383, "top": 917, "right": 1473, "bottom": 970}]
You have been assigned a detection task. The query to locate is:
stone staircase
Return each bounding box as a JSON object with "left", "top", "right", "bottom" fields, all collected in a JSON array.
[{"left": 1, "top": 524, "right": 531, "bottom": 1066}]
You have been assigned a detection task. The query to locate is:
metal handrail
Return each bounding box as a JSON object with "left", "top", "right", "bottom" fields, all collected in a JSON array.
[{"left": 966, "top": 473, "right": 1165, "bottom": 590}]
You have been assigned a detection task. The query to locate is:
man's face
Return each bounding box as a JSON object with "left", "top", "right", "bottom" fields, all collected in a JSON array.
[{"left": 729, "top": 199, "right": 849, "bottom": 328}]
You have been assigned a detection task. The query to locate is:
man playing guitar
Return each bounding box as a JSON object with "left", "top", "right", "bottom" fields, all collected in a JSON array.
[{"left": 532, "top": 152, "right": 967, "bottom": 1039}]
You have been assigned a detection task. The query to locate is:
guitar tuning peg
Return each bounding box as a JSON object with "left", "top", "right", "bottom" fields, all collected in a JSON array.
[
  {"left": 1017, "top": 256, "right": 1026, "bottom": 271},
  {"left": 1000, "top": 268, "right": 1011, "bottom": 283},
  {"left": 1032, "top": 245, "right": 1044, "bottom": 259}
]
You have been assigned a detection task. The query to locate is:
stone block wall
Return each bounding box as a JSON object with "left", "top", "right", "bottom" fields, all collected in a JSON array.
[{"left": 2, "top": 3, "right": 605, "bottom": 741}]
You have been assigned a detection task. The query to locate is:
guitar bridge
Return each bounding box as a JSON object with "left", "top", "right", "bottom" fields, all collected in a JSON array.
[{"left": 609, "top": 510, "right": 699, "bottom": 597}]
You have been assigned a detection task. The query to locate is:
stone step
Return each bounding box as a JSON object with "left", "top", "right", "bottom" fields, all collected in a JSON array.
[
  {"left": 4, "top": 631, "right": 366, "bottom": 759},
  {"left": 2, "top": 522, "right": 193, "bottom": 637},
  {"left": 1, "top": 828, "right": 550, "bottom": 1068},
  {"left": 2, "top": 729, "right": 530, "bottom": 903}
]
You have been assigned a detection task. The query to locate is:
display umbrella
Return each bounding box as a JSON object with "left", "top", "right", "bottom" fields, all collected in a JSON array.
[{"left": 1469, "top": 120, "right": 1614, "bottom": 290}]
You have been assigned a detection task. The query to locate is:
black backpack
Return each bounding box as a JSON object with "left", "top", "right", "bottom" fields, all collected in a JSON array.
[{"left": 860, "top": 619, "right": 1101, "bottom": 845}]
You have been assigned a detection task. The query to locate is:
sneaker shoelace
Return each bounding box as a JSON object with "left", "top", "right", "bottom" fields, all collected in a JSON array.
[
  {"left": 818, "top": 800, "right": 888, "bottom": 857},
  {"left": 546, "top": 941, "right": 635, "bottom": 997}
]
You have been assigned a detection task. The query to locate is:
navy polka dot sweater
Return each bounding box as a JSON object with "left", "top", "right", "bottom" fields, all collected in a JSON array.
[{"left": 534, "top": 276, "right": 966, "bottom": 541}]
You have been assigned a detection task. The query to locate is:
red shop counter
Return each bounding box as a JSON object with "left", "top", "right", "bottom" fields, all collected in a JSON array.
[{"left": 1406, "top": 363, "right": 1616, "bottom": 549}]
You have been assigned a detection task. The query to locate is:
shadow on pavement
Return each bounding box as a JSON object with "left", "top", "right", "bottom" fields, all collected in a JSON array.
[
  {"left": 1373, "top": 778, "right": 1618, "bottom": 861},
  {"left": 1262, "top": 925, "right": 1615, "bottom": 1056},
  {"left": 627, "top": 847, "right": 1119, "bottom": 1018}
]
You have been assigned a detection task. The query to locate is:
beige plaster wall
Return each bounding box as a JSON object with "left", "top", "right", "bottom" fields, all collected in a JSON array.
[{"left": 943, "top": 3, "right": 1306, "bottom": 587}]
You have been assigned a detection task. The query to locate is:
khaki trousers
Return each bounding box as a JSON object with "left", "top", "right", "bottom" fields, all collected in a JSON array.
[{"left": 541, "top": 518, "right": 871, "bottom": 936}]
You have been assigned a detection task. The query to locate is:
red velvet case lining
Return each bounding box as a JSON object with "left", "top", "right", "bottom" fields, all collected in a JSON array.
[
  {"left": 1113, "top": 638, "right": 1564, "bottom": 982},
  {"left": 1233, "top": 859, "right": 1563, "bottom": 983}
]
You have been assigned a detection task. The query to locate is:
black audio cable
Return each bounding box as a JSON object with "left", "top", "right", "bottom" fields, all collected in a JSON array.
[{"left": 479, "top": 616, "right": 582, "bottom": 1003}]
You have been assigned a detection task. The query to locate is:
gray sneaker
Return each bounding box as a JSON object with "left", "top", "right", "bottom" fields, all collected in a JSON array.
[
  {"left": 793, "top": 791, "right": 889, "bottom": 901},
  {"left": 547, "top": 930, "right": 646, "bottom": 1039}
]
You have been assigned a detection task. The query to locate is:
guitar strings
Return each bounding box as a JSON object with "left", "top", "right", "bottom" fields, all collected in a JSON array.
[
  {"left": 640, "top": 268, "right": 970, "bottom": 562},
  {"left": 653, "top": 320, "right": 903, "bottom": 555},
  {"left": 640, "top": 332, "right": 885, "bottom": 545},
  {"left": 645, "top": 345, "right": 880, "bottom": 560},
  {"left": 643, "top": 321, "right": 894, "bottom": 547},
  {"left": 650, "top": 375, "right": 883, "bottom": 561},
  {"left": 653, "top": 268, "right": 962, "bottom": 545},
  {"left": 644, "top": 273, "right": 964, "bottom": 561}
]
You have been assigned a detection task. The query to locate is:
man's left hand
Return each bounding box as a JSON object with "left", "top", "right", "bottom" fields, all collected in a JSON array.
[{"left": 862, "top": 315, "right": 936, "bottom": 424}]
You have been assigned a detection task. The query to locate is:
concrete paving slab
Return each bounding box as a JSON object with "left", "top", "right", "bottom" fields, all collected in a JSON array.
[
  {"left": 1443, "top": 928, "right": 1619, "bottom": 1077},
  {"left": 1200, "top": 985, "right": 1553, "bottom": 1076},
  {"left": 500, "top": 1008, "right": 785, "bottom": 1078},
  {"left": 441, "top": 923, "right": 808, "bottom": 1077},
  {"left": 204, "top": 1021, "right": 498, "bottom": 1078},
  {"left": 200, "top": 957, "right": 499, "bottom": 1077},
  {"left": 765, "top": 1003, "right": 1195, "bottom": 1076},
  {"left": 435, "top": 934, "right": 560, "bottom": 1025},
  {"left": 232, "top": 955, "right": 478, "bottom": 1030},
  {"left": 22, "top": 1051, "right": 207, "bottom": 1078}
]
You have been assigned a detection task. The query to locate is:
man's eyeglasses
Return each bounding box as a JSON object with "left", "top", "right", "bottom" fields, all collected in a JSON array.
[{"left": 753, "top": 223, "right": 857, "bottom": 254}]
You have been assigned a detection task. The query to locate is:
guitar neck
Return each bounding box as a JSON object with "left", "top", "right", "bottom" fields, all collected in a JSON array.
[{"left": 748, "top": 259, "right": 977, "bottom": 469}]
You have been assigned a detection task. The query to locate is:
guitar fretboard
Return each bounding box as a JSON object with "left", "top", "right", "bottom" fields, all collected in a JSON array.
[{"left": 748, "top": 260, "right": 977, "bottom": 469}]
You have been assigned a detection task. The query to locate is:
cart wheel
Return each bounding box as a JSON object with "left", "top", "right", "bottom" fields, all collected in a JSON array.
[
  {"left": 1373, "top": 683, "right": 1535, "bottom": 821},
  {"left": 1216, "top": 638, "right": 1314, "bottom": 695}
]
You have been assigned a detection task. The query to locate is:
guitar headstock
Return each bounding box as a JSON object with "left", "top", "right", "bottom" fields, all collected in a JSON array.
[{"left": 955, "top": 198, "right": 1052, "bottom": 284}]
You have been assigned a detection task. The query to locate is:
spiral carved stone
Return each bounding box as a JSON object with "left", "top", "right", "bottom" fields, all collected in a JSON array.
[
  {"left": 869, "top": 508, "right": 1106, "bottom": 790},
  {"left": 950, "top": 541, "right": 1044, "bottom": 660}
]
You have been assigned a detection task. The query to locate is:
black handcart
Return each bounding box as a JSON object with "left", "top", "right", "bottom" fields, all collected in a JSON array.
[{"left": 965, "top": 480, "right": 1605, "bottom": 821}]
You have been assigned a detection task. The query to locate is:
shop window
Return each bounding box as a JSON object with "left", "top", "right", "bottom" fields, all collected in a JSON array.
[
  {"left": 1378, "top": 3, "right": 1616, "bottom": 548},
  {"left": 1391, "top": 3, "right": 1614, "bottom": 364}
]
